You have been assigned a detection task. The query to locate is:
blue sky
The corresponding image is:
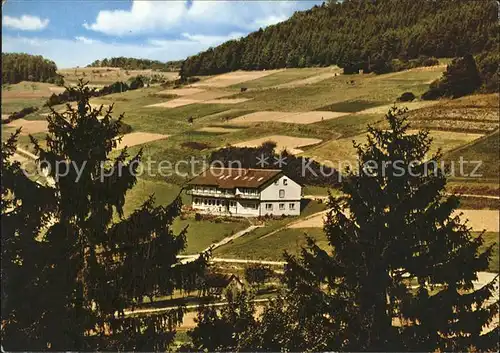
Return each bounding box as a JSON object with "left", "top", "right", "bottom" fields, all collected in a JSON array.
[{"left": 2, "top": 0, "right": 322, "bottom": 68}]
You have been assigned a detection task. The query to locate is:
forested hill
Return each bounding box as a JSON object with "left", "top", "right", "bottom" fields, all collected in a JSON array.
[
  {"left": 2, "top": 53, "right": 63, "bottom": 85},
  {"left": 181, "top": 0, "right": 498, "bottom": 77},
  {"left": 87, "top": 57, "right": 182, "bottom": 71}
]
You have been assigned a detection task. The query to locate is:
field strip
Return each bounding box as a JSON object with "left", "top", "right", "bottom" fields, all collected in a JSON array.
[
  {"left": 279, "top": 110, "right": 349, "bottom": 124},
  {"left": 157, "top": 87, "right": 206, "bottom": 96},
  {"left": 288, "top": 208, "right": 499, "bottom": 232},
  {"left": 201, "top": 98, "right": 252, "bottom": 104},
  {"left": 197, "top": 126, "right": 243, "bottom": 133},
  {"left": 272, "top": 70, "right": 341, "bottom": 89},
  {"left": 5, "top": 119, "right": 48, "bottom": 134},
  {"left": 115, "top": 132, "right": 169, "bottom": 150},
  {"left": 229, "top": 110, "right": 349, "bottom": 125},
  {"left": 146, "top": 98, "right": 198, "bottom": 108},
  {"left": 192, "top": 69, "right": 284, "bottom": 88},
  {"left": 233, "top": 135, "right": 322, "bottom": 155},
  {"left": 356, "top": 101, "right": 440, "bottom": 115}
]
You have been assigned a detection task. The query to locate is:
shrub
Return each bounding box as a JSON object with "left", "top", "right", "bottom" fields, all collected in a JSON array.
[
  {"left": 397, "top": 92, "right": 416, "bottom": 102},
  {"left": 195, "top": 213, "right": 202, "bottom": 221},
  {"left": 4, "top": 106, "right": 38, "bottom": 123},
  {"left": 181, "top": 141, "right": 211, "bottom": 150},
  {"left": 422, "top": 55, "right": 481, "bottom": 100}
]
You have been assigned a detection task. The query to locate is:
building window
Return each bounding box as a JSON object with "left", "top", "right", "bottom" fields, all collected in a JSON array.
[
  {"left": 283, "top": 178, "right": 288, "bottom": 185},
  {"left": 216, "top": 199, "right": 220, "bottom": 206},
  {"left": 279, "top": 189, "right": 285, "bottom": 198},
  {"left": 279, "top": 203, "right": 285, "bottom": 210},
  {"left": 230, "top": 201, "right": 236, "bottom": 207},
  {"left": 289, "top": 203, "right": 295, "bottom": 210},
  {"left": 266, "top": 203, "right": 273, "bottom": 211}
]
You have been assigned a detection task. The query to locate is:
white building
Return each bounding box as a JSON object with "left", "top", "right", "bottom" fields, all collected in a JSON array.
[{"left": 187, "top": 167, "right": 302, "bottom": 217}]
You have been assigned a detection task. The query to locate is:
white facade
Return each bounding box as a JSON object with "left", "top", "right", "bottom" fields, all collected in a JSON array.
[{"left": 189, "top": 172, "right": 302, "bottom": 217}]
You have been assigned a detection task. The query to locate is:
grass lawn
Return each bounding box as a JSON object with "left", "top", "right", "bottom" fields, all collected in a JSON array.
[
  {"left": 214, "top": 200, "right": 327, "bottom": 260},
  {"left": 231, "top": 67, "right": 332, "bottom": 89},
  {"left": 173, "top": 215, "right": 249, "bottom": 254},
  {"left": 215, "top": 227, "right": 328, "bottom": 261}
]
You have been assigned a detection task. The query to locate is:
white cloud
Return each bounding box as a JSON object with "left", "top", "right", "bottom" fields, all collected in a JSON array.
[
  {"left": 83, "top": 0, "right": 312, "bottom": 36},
  {"left": 75, "top": 36, "right": 99, "bottom": 44},
  {"left": 3, "top": 14, "right": 49, "bottom": 31},
  {"left": 180, "top": 32, "right": 244, "bottom": 46}
]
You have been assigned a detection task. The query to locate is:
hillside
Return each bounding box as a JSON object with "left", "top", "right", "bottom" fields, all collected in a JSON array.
[
  {"left": 181, "top": 0, "right": 498, "bottom": 76},
  {"left": 2, "top": 53, "right": 63, "bottom": 85}
]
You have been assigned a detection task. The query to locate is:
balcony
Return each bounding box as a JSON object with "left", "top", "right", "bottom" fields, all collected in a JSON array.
[{"left": 187, "top": 189, "right": 260, "bottom": 199}]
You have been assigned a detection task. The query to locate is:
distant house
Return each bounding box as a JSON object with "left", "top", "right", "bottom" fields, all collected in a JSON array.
[{"left": 187, "top": 167, "right": 302, "bottom": 217}]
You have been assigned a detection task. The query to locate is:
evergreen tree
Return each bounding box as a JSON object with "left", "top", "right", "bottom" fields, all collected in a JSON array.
[
  {"left": 1, "top": 81, "right": 206, "bottom": 350},
  {"left": 188, "top": 289, "right": 256, "bottom": 351},
  {"left": 266, "top": 107, "right": 499, "bottom": 351},
  {"left": 422, "top": 54, "right": 482, "bottom": 99}
]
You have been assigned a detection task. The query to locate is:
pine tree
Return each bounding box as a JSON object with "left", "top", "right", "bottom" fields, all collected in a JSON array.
[
  {"left": 272, "top": 107, "right": 499, "bottom": 351},
  {"left": 1, "top": 81, "right": 206, "bottom": 350},
  {"left": 188, "top": 289, "right": 257, "bottom": 351}
]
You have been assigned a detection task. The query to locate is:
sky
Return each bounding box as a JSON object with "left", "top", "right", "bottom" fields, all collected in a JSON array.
[{"left": 2, "top": 0, "right": 322, "bottom": 68}]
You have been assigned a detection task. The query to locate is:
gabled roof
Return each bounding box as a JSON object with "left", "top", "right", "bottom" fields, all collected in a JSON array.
[{"left": 187, "top": 167, "right": 282, "bottom": 189}]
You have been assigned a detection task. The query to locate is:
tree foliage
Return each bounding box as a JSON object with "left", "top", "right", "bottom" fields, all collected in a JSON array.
[
  {"left": 422, "top": 54, "right": 482, "bottom": 100},
  {"left": 181, "top": 0, "right": 498, "bottom": 76},
  {"left": 1, "top": 82, "right": 206, "bottom": 350},
  {"left": 244, "top": 264, "right": 274, "bottom": 289},
  {"left": 87, "top": 57, "right": 182, "bottom": 72},
  {"left": 188, "top": 289, "right": 257, "bottom": 352},
  {"left": 2, "top": 53, "right": 63, "bottom": 85}
]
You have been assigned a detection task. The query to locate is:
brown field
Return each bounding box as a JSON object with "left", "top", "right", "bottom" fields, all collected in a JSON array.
[
  {"left": 280, "top": 111, "right": 349, "bottom": 124},
  {"left": 193, "top": 70, "right": 283, "bottom": 88},
  {"left": 202, "top": 98, "right": 251, "bottom": 104},
  {"left": 356, "top": 101, "right": 440, "bottom": 115},
  {"left": 2, "top": 82, "right": 60, "bottom": 100},
  {"left": 115, "top": 132, "right": 169, "bottom": 150},
  {"left": 48, "top": 86, "right": 67, "bottom": 94},
  {"left": 197, "top": 127, "right": 243, "bottom": 133},
  {"left": 229, "top": 110, "right": 349, "bottom": 125},
  {"left": 5, "top": 119, "right": 48, "bottom": 134},
  {"left": 233, "top": 135, "right": 322, "bottom": 155},
  {"left": 290, "top": 209, "right": 498, "bottom": 232},
  {"left": 146, "top": 99, "right": 198, "bottom": 109},
  {"left": 273, "top": 69, "right": 342, "bottom": 89},
  {"left": 157, "top": 88, "right": 206, "bottom": 96}
]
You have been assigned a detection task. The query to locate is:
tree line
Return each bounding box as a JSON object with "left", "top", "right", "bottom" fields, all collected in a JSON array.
[
  {"left": 180, "top": 0, "right": 498, "bottom": 76},
  {"left": 46, "top": 76, "right": 146, "bottom": 107},
  {"left": 87, "top": 57, "right": 182, "bottom": 72},
  {"left": 2, "top": 53, "right": 64, "bottom": 85},
  {"left": 1, "top": 84, "right": 498, "bottom": 351},
  {"left": 422, "top": 53, "right": 499, "bottom": 100}
]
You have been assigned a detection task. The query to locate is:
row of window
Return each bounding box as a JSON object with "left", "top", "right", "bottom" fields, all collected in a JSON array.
[
  {"left": 193, "top": 198, "right": 296, "bottom": 211},
  {"left": 265, "top": 203, "right": 295, "bottom": 211}
]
